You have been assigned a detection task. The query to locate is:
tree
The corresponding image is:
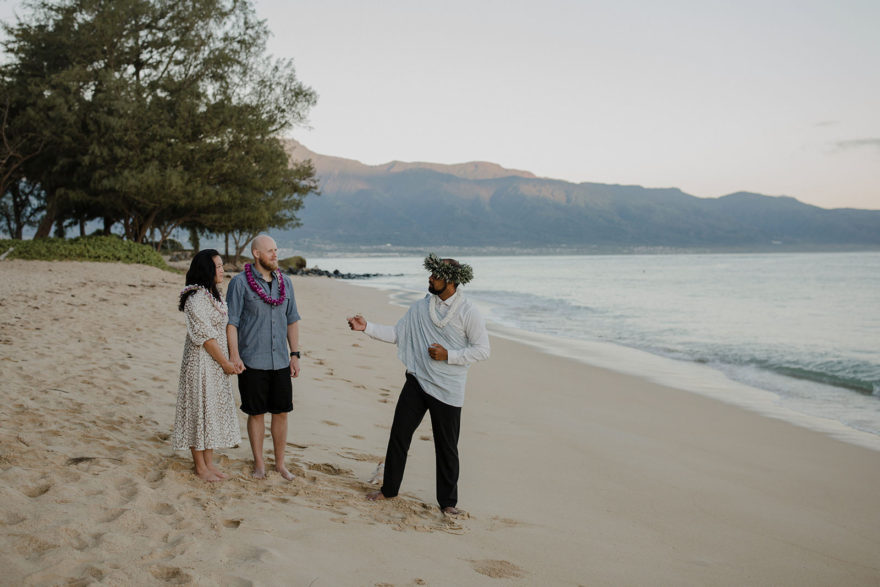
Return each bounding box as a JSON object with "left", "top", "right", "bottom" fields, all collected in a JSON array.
[
  {"left": 0, "top": 90, "right": 43, "bottom": 238},
  {"left": 198, "top": 139, "right": 318, "bottom": 264},
  {"left": 1, "top": 0, "right": 318, "bottom": 243},
  {"left": 0, "top": 180, "right": 44, "bottom": 239}
]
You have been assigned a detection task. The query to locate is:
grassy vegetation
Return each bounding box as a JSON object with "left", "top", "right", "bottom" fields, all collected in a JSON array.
[{"left": 0, "top": 236, "right": 170, "bottom": 270}]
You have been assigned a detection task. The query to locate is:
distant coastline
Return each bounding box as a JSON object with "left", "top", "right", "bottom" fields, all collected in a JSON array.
[{"left": 266, "top": 241, "right": 880, "bottom": 260}]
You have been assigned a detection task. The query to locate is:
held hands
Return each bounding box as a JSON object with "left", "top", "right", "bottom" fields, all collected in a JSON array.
[
  {"left": 221, "top": 360, "right": 244, "bottom": 375},
  {"left": 229, "top": 355, "right": 245, "bottom": 374},
  {"left": 428, "top": 343, "right": 448, "bottom": 361},
  {"left": 347, "top": 315, "right": 367, "bottom": 331}
]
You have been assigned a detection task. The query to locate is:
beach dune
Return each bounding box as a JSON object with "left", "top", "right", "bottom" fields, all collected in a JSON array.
[{"left": 1, "top": 260, "right": 879, "bottom": 585}]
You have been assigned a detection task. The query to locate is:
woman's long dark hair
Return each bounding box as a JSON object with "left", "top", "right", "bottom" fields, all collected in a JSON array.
[{"left": 179, "top": 249, "right": 223, "bottom": 311}]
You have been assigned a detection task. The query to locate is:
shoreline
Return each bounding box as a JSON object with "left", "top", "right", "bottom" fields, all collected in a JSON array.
[
  {"left": 337, "top": 275, "right": 880, "bottom": 453},
  {"left": 2, "top": 260, "right": 879, "bottom": 584}
]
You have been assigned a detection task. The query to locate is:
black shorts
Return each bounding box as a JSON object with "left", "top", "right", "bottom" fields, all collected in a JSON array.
[{"left": 237, "top": 366, "right": 293, "bottom": 415}]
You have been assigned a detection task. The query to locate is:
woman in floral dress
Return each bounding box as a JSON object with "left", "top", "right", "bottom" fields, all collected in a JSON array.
[{"left": 174, "top": 249, "right": 243, "bottom": 482}]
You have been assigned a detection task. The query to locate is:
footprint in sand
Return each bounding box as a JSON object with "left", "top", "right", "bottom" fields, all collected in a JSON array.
[
  {"left": 469, "top": 559, "right": 526, "bottom": 579},
  {"left": 222, "top": 519, "right": 242, "bottom": 529},
  {"left": 150, "top": 566, "right": 192, "bottom": 584},
  {"left": 336, "top": 450, "right": 383, "bottom": 462},
  {"left": 222, "top": 543, "right": 272, "bottom": 564},
  {"left": 116, "top": 479, "right": 139, "bottom": 502},
  {"left": 22, "top": 482, "right": 52, "bottom": 498},
  {"left": 152, "top": 432, "right": 171, "bottom": 443},
  {"left": 152, "top": 503, "right": 175, "bottom": 516},
  {"left": 15, "top": 535, "right": 58, "bottom": 557},
  {"left": 308, "top": 463, "right": 352, "bottom": 476},
  {"left": 58, "top": 527, "right": 90, "bottom": 551},
  {"left": 487, "top": 516, "right": 523, "bottom": 531},
  {"left": 99, "top": 508, "right": 127, "bottom": 523},
  {"left": 146, "top": 470, "right": 166, "bottom": 486},
  {"left": 322, "top": 420, "right": 340, "bottom": 427},
  {"left": 1, "top": 511, "right": 26, "bottom": 526},
  {"left": 75, "top": 565, "right": 105, "bottom": 582}
]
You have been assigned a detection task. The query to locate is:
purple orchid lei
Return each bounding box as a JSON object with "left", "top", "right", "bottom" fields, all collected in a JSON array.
[{"left": 244, "top": 263, "right": 286, "bottom": 306}]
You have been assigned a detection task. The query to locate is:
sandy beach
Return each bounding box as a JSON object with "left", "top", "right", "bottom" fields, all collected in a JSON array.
[{"left": 1, "top": 259, "right": 879, "bottom": 586}]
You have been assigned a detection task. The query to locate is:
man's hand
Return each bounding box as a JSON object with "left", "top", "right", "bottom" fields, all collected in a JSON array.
[
  {"left": 290, "top": 355, "right": 300, "bottom": 378},
  {"left": 347, "top": 315, "right": 367, "bottom": 331},
  {"left": 230, "top": 355, "right": 245, "bottom": 373},
  {"left": 220, "top": 360, "right": 239, "bottom": 375},
  {"left": 428, "top": 343, "right": 448, "bottom": 361}
]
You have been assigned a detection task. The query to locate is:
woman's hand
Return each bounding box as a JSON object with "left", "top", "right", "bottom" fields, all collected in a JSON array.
[{"left": 221, "top": 360, "right": 239, "bottom": 375}]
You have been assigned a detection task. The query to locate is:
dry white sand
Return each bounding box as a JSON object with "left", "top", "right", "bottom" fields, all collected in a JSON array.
[{"left": 1, "top": 259, "right": 879, "bottom": 586}]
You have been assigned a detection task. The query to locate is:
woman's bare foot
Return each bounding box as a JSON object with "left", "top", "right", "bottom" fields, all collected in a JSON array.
[
  {"left": 208, "top": 465, "right": 228, "bottom": 479},
  {"left": 276, "top": 465, "right": 295, "bottom": 481},
  {"left": 366, "top": 491, "right": 387, "bottom": 501},
  {"left": 195, "top": 469, "right": 223, "bottom": 482},
  {"left": 252, "top": 465, "right": 266, "bottom": 479}
]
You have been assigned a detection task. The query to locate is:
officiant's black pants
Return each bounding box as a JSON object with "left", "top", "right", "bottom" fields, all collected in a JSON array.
[{"left": 381, "top": 373, "right": 461, "bottom": 509}]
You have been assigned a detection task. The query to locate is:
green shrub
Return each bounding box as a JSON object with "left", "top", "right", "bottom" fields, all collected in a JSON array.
[
  {"left": 0, "top": 236, "right": 170, "bottom": 269},
  {"left": 147, "top": 238, "right": 184, "bottom": 252},
  {"left": 279, "top": 255, "right": 307, "bottom": 270}
]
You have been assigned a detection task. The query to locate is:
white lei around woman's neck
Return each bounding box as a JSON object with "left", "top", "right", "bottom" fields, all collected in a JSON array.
[
  {"left": 428, "top": 292, "right": 464, "bottom": 329},
  {"left": 182, "top": 285, "right": 227, "bottom": 316}
]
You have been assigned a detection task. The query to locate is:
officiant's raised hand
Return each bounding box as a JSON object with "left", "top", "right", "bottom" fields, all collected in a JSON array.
[{"left": 347, "top": 315, "right": 367, "bottom": 331}]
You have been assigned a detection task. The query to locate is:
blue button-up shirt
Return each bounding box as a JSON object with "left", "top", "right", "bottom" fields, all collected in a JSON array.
[{"left": 226, "top": 269, "right": 300, "bottom": 370}]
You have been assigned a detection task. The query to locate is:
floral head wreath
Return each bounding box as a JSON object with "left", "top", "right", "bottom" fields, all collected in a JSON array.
[{"left": 423, "top": 253, "right": 474, "bottom": 285}]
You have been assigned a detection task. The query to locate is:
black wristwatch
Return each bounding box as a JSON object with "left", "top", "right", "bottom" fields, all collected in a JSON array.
[{"left": 290, "top": 351, "right": 300, "bottom": 358}]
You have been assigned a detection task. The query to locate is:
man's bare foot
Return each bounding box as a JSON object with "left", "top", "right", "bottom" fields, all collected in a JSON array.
[
  {"left": 442, "top": 506, "right": 463, "bottom": 516},
  {"left": 252, "top": 465, "right": 266, "bottom": 479},
  {"left": 366, "top": 491, "right": 387, "bottom": 501},
  {"left": 276, "top": 466, "right": 295, "bottom": 481}
]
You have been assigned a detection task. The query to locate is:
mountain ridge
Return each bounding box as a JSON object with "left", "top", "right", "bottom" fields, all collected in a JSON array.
[{"left": 280, "top": 140, "right": 880, "bottom": 251}]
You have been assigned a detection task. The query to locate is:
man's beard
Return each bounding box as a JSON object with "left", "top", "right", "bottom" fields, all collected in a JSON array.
[
  {"left": 256, "top": 257, "right": 278, "bottom": 272},
  {"left": 428, "top": 283, "right": 444, "bottom": 295}
]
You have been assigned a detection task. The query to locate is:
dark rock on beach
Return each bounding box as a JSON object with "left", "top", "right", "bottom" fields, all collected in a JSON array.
[{"left": 289, "top": 267, "right": 393, "bottom": 280}]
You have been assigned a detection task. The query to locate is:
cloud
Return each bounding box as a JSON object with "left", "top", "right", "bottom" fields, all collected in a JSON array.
[{"left": 834, "top": 138, "right": 880, "bottom": 152}]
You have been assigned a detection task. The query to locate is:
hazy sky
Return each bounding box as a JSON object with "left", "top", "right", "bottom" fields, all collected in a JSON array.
[{"left": 2, "top": 0, "right": 878, "bottom": 209}]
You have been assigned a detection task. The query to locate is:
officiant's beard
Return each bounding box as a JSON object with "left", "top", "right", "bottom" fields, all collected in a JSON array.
[{"left": 429, "top": 283, "right": 445, "bottom": 296}]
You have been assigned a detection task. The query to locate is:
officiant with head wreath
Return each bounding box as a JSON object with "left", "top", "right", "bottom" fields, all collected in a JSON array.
[{"left": 347, "top": 254, "right": 490, "bottom": 515}]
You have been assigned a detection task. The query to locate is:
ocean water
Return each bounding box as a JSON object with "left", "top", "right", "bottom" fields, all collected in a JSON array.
[{"left": 300, "top": 252, "right": 880, "bottom": 448}]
